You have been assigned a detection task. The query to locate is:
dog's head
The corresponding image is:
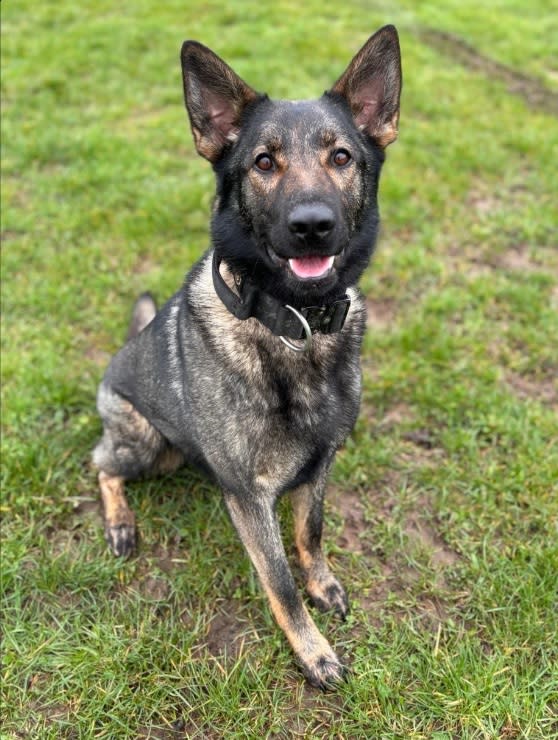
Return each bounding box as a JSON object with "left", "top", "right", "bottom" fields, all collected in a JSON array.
[{"left": 181, "top": 26, "right": 401, "bottom": 306}]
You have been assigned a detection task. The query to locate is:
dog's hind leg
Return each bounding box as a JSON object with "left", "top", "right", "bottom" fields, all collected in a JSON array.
[
  {"left": 93, "top": 383, "right": 183, "bottom": 557},
  {"left": 290, "top": 470, "right": 349, "bottom": 620}
]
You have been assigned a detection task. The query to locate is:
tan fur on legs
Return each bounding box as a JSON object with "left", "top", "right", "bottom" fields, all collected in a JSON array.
[
  {"left": 291, "top": 482, "right": 349, "bottom": 619},
  {"left": 99, "top": 471, "right": 136, "bottom": 558},
  {"left": 224, "top": 491, "right": 346, "bottom": 689}
]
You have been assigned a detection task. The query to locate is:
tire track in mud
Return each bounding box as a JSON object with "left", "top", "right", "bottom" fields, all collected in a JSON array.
[{"left": 420, "top": 28, "right": 558, "bottom": 116}]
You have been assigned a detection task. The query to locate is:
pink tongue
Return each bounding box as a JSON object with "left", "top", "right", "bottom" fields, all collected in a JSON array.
[{"left": 288, "top": 255, "right": 334, "bottom": 279}]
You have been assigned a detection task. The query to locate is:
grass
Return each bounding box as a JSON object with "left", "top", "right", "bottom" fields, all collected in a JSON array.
[{"left": 2, "top": 0, "right": 558, "bottom": 737}]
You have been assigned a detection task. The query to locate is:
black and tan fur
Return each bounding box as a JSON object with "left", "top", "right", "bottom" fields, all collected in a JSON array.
[{"left": 93, "top": 26, "right": 402, "bottom": 688}]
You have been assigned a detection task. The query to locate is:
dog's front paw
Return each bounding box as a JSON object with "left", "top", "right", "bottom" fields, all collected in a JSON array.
[
  {"left": 301, "top": 650, "right": 347, "bottom": 690},
  {"left": 306, "top": 573, "right": 349, "bottom": 620},
  {"left": 105, "top": 520, "right": 136, "bottom": 558}
]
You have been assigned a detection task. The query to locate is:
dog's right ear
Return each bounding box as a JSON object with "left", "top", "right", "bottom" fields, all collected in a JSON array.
[
  {"left": 181, "top": 42, "right": 259, "bottom": 163},
  {"left": 330, "top": 25, "right": 402, "bottom": 148}
]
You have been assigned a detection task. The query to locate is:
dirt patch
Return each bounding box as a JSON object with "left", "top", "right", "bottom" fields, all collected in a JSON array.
[
  {"left": 402, "top": 429, "right": 438, "bottom": 450},
  {"left": 83, "top": 327, "right": 113, "bottom": 367},
  {"left": 366, "top": 296, "right": 398, "bottom": 330},
  {"left": 499, "top": 247, "right": 534, "bottom": 272},
  {"left": 329, "top": 468, "right": 460, "bottom": 626},
  {"left": 282, "top": 683, "right": 345, "bottom": 736},
  {"left": 365, "top": 403, "right": 445, "bottom": 465},
  {"left": 420, "top": 28, "right": 558, "bottom": 116},
  {"left": 141, "top": 575, "right": 170, "bottom": 601},
  {"left": 137, "top": 721, "right": 189, "bottom": 739},
  {"left": 332, "top": 489, "right": 370, "bottom": 556},
  {"left": 404, "top": 512, "right": 459, "bottom": 570},
  {"left": 328, "top": 481, "right": 422, "bottom": 624},
  {"left": 495, "top": 243, "right": 553, "bottom": 274},
  {"left": 329, "top": 480, "right": 399, "bottom": 557},
  {"left": 466, "top": 183, "right": 526, "bottom": 220},
  {"left": 376, "top": 403, "right": 415, "bottom": 430},
  {"left": 85, "top": 345, "right": 112, "bottom": 367},
  {"left": 455, "top": 180, "right": 556, "bottom": 276},
  {"left": 0, "top": 229, "right": 25, "bottom": 242},
  {"left": 25, "top": 673, "right": 77, "bottom": 738},
  {"left": 447, "top": 238, "right": 553, "bottom": 281},
  {"left": 505, "top": 371, "right": 558, "bottom": 408},
  {"left": 357, "top": 561, "right": 414, "bottom": 618},
  {"left": 193, "top": 599, "right": 251, "bottom": 660},
  {"left": 468, "top": 190, "right": 500, "bottom": 216},
  {"left": 151, "top": 542, "right": 183, "bottom": 575},
  {"left": 67, "top": 497, "right": 104, "bottom": 540},
  {"left": 132, "top": 255, "right": 157, "bottom": 276},
  {"left": 397, "top": 434, "right": 447, "bottom": 473}
]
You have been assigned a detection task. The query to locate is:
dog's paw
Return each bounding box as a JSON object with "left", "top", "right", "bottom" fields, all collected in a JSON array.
[
  {"left": 306, "top": 574, "right": 349, "bottom": 620},
  {"left": 105, "top": 521, "right": 136, "bottom": 558},
  {"left": 301, "top": 651, "right": 347, "bottom": 690}
]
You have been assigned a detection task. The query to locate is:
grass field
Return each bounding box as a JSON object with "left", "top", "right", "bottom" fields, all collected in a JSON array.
[{"left": 2, "top": 1, "right": 558, "bottom": 737}]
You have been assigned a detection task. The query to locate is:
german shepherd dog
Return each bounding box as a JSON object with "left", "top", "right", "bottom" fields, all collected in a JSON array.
[{"left": 93, "top": 25, "right": 401, "bottom": 688}]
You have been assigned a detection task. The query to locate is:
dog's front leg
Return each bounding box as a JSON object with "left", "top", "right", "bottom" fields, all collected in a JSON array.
[
  {"left": 223, "top": 489, "right": 345, "bottom": 689},
  {"left": 290, "top": 470, "right": 349, "bottom": 619}
]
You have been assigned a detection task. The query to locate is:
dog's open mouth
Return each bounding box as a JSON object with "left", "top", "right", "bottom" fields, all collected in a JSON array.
[{"left": 288, "top": 255, "right": 335, "bottom": 280}]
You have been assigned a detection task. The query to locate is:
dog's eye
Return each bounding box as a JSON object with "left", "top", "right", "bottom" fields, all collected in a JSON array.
[
  {"left": 254, "top": 153, "right": 274, "bottom": 172},
  {"left": 332, "top": 149, "right": 351, "bottom": 167}
]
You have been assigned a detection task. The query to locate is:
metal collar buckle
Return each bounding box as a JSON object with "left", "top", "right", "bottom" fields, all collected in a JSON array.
[{"left": 280, "top": 305, "right": 313, "bottom": 353}]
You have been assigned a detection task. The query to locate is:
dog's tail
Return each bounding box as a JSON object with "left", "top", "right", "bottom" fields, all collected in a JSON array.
[{"left": 127, "top": 292, "right": 157, "bottom": 340}]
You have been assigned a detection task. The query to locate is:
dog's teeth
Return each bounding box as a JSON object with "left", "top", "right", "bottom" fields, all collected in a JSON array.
[{"left": 288, "top": 255, "right": 334, "bottom": 279}]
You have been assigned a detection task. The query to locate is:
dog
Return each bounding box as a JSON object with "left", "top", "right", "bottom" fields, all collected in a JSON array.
[{"left": 93, "top": 25, "right": 401, "bottom": 688}]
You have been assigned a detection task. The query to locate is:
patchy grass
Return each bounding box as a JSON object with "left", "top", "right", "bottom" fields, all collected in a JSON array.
[{"left": 2, "top": 0, "right": 557, "bottom": 737}]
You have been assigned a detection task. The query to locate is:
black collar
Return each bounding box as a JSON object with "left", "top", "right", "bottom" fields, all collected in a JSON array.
[{"left": 211, "top": 252, "right": 351, "bottom": 341}]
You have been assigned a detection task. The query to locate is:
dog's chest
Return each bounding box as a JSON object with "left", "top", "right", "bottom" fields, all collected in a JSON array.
[
  {"left": 253, "top": 357, "right": 344, "bottom": 431},
  {"left": 171, "top": 256, "right": 366, "bottom": 490},
  {"left": 234, "top": 338, "right": 358, "bottom": 435},
  {"left": 198, "top": 347, "right": 360, "bottom": 494}
]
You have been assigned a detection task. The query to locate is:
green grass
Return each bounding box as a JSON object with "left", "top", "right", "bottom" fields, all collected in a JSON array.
[{"left": 2, "top": 1, "right": 558, "bottom": 737}]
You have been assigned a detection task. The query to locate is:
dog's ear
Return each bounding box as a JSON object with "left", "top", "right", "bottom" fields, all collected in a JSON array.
[
  {"left": 181, "top": 41, "right": 259, "bottom": 162},
  {"left": 330, "top": 25, "right": 402, "bottom": 147}
]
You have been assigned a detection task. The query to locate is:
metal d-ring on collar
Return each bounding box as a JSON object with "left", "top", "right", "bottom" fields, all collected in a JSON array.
[{"left": 280, "top": 305, "right": 313, "bottom": 353}]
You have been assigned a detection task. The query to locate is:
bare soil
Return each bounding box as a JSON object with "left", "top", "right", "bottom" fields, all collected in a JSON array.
[{"left": 420, "top": 28, "right": 558, "bottom": 116}]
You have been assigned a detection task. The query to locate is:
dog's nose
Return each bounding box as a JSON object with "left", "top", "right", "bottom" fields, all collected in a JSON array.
[{"left": 288, "top": 203, "right": 336, "bottom": 240}]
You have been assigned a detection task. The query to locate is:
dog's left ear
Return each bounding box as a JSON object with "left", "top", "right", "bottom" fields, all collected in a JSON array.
[
  {"left": 181, "top": 41, "right": 259, "bottom": 162},
  {"left": 330, "top": 25, "right": 402, "bottom": 147}
]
